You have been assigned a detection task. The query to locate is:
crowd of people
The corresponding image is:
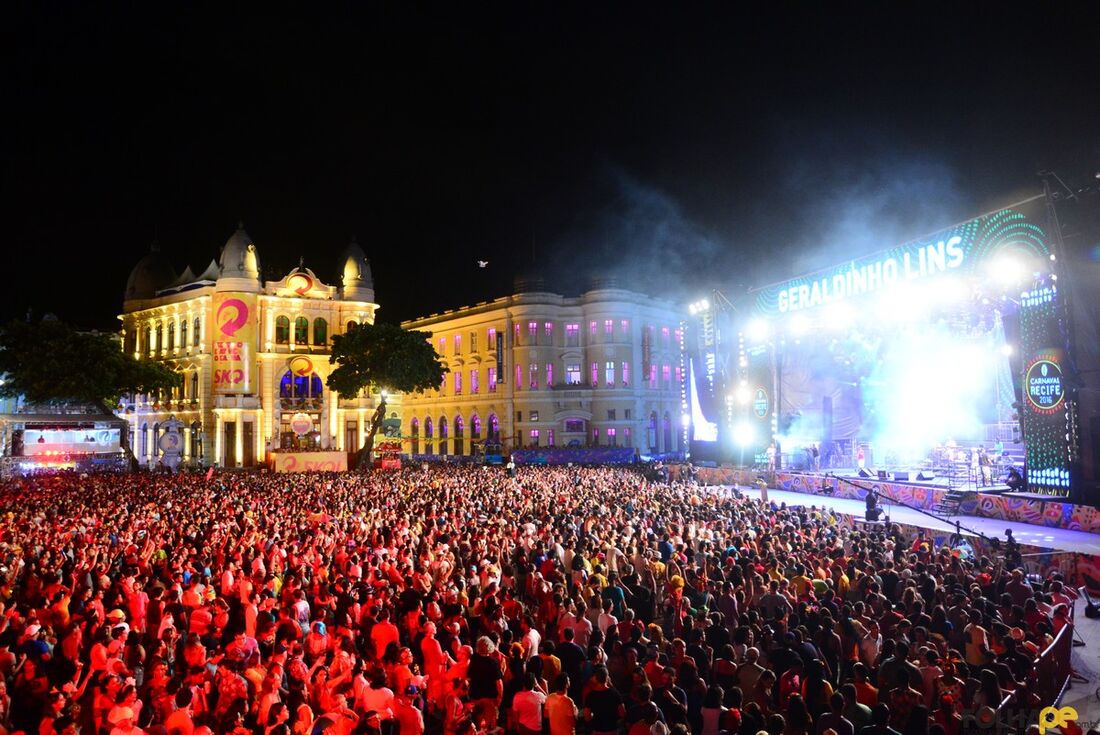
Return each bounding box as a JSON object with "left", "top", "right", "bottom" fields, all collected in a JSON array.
[{"left": 0, "top": 463, "right": 1082, "bottom": 735}]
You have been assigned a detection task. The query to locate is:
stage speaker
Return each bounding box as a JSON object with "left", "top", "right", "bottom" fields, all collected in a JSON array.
[
  {"left": 917, "top": 471, "right": 936, "bottom": 481},
  {"left": 892, "top": 471, "right": 910, "bottom": 481},
  {"left": 858, "top": 467, "right": 875, "bottom": 479}
]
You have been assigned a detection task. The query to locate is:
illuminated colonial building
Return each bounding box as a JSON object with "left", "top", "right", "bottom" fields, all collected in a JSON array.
[
  {"left": 400, "top": 282, "right": 686, "bottom": 456},
  {"left": 119, "top": 225, "right": 381, "bottom": 467}
]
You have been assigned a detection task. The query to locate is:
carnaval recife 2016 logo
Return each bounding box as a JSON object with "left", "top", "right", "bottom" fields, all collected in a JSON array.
[{"left": 1025, "top": 357, "right": 1064, "bottom": 414}]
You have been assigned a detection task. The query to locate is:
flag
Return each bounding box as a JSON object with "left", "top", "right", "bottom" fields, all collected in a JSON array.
[{"left": 205, "top": 467, "right": 214, "bottom": 481}]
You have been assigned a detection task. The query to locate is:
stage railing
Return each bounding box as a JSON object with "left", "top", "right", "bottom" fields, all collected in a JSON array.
[{"left": 995, "top": 621, "right": 1072, "bottom": 716}]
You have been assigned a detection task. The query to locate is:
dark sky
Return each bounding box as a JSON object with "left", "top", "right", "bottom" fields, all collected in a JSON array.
[{"left": 4, "top": 5, "right": 1099, "bottom": 329}]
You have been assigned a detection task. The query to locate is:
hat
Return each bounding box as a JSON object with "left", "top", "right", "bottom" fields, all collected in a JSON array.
[
  {"left": 404, "top": 683, "right": 419, "bottom": 696},
  {"left": 107, "top": 609, "right": 126, "bottom": 620},
  {"left": 24, "top": 624, "right": 41, "bottom": 637},
  {"left": 108, "top": 706, "right": 135, "bottom": 724},
  {"left": 1009, "top": 627, "right": 1025, "bottom": 642}
]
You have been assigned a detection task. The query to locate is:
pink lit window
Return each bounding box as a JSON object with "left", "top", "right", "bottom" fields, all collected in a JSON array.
[
  {"left": 547, "top": 429, "right": 554, "bottom": 447},
  {"left": 454, "top": 334, "right": 462, "bottom": 354},
  {"left": 622, "top": 362, "right": 630, "bottom": 385},
  {"left": 605, "top": 360, "right": 615, "bottom": 385},
  {"left": 662, "top": 365, "right": 671, "bottom": 386},
  {"left": 488, "top": 367, "right": 497, "bottom": 392},
  {"left": 529, "top": 363, "right": 538, "bottom": 390},
  {"left": 471, "top": 369, "right": 479, "bottom": 394},
  {"left": 674, "top": 328, "right": 683, "bottom": 344},
  {"left": 624, "top": 427, "right": 632, "bottom": 446},
  {"left": 566, "top": 323, "right": 579, "bottom": 345},
  {"left": 546, "top": 363, "right": 553, "bottom": 386},
  {"left": 454, "top": 372, "right": 463, "bottom": 394},
  {"left": 650, "top": 365, "right": 658, "bottom": 388},
  {"left": 589, "top": 321, "right": 597, "bottom": 336},
  {"left": 674, "top": 366, "right": 682, "bottom": 385},
  {"left": 528, "top": 321, "right": 538, "bottom": 337},
  {"left": 591, "top": 362, "right": 599, "bottom": 385},
  {"left": 438, "top": 337, "right": 446, "bottom": 354},
  {"left": 607, "top": 428, "right": 616, "bottom": 440},
  {"left": 488, "top": 327, "right": 497, "bottom": 345},
  {"left": 621, "top": 319, "right": 629, "bottom": 333},
  {"left": 529, "top": 429, "right": 539, "bottom": 445},
  {"left": 592, "top": 427, "right": 600, "bottom": 444},
  {"left": 514, "top": 323, "right": 521, "bottom": 342},
  {"left": 515, "top": 364, "right": 523, "bottom": 390},
  {"left": 604, "top": 319, "right": 613, "bottom": 335},
  {"left": 544, "top": 322, "right": 553, "bottom": 337},
  {"left": 662, "top": 326, "right": 670, "bottom": 345}
]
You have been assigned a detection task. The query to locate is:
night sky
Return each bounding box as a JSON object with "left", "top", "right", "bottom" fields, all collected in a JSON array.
[{"left": 5, "top": 5, "right": 1099, "bottom": 330}]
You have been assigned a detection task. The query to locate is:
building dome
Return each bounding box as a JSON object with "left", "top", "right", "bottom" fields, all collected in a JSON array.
[
  {"left": 339, "top": 237, "right": 375, "bottom": 302},
  {"left": 218, "top": 222, "right": 262, "bottom": 281},
  {"left": 124, "top": 244, "right": 178, "bottom": 301}
]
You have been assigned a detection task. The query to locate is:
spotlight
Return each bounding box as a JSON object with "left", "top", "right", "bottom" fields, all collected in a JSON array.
[
  {"left": 824, "top": 302, "right": 854, "bottom": 330},
  {"left": 790, "top": 314, "right": 811, "bottom": 336},
  {"left": 1000, "top": 344, "right": 1014, "bottom": 357},
  {"left": 736, "top": 385, "right": 751, "bottom": 404},
  {"left": 746, "top": 319, "right": 769, "bottom": 342},
  {"left": 989, "top": 255, "right": 1025, "bottom": 286},
  {"left": 680, "top": 414, "right": 690, "bottom": 427},
  {"left": 733, "top": 422, "right": 755, "bottom": 447}
]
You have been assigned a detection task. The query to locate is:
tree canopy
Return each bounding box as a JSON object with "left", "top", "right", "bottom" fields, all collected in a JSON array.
[
  {"left": 327, "top": 320, "right": 447, "bottom": 398},
  {"left": 0, "top": 319, "right": 181, "bottom": 407}
]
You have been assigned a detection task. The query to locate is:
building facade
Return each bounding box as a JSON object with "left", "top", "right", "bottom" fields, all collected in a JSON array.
[
  {"left": 400, "top": 285, "right": 686, "bottom": 456},
  {"left": 119, "top": 225, "right": 381, "bottom": 467}
]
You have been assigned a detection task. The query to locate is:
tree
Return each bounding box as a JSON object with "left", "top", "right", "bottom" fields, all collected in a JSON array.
[
  {"left": 0, "top": 318, "right": 182, "bottom": 408},
  {"left": 327, "top": 320, "right": 448, "bottom": 463}
]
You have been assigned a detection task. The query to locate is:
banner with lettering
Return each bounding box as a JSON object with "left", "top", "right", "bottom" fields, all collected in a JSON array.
[
  {"left": 212, "top": 292, "right": 257, "bottom": 394},
  {"left": 272, "top": 451, "right": 348, "bottom": 473}
]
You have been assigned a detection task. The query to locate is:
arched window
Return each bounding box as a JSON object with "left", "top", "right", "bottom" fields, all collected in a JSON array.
[
  {"left": 154, "top": 324, "right": 163, "bottom": 353},
  {"left": 143, "top": 326, "right": 151, "bottom": 353},
  {"left": 180, "top": 319, "right": 188, "bottom": 347},
  {"left": 662, "top": 411, "right": 673, "bottom": 453},
  {"left": 471, "top": 414, "right": 481, "bottom": 439},
  {"left": 280, "top": 370, "right": 324, "bottom": 400},
  {"left": 193, "top": 317, "right": 201, "bottom": 346},
  {"left": 294, "top": 317, "right": 309, "bottom": 344},
  {"left": 424, "top": 418, "right": 434, "bottom": 455},
  {"left": 167, "top": 322, "right": 175, "bottom": 351},
  {"left": 347, "top": 321, "right": 356, "bottom": 333},
  {"left": 313, "top": 318, "right": 328, "bottom": 345},
  {"left": 438, "top": 416, "right": 449, "bottom": 456},
  {"left": 648, "top": 411, "right": 659, "bottom": 451},
  {"left": 410, "top": 418, "right": 420, "bottom": 454},
  {"left": 140, "top": 422, "right": 148, "bottom": 457},
  {"left": 454, "top": 416, "right": 465, "bottom": 456},
  {"left": 152, "top": 422, "right": 160, "bottom": 457},
  {"left": 191, "top": 373, "right": 199, "bottom": 401},
  {"left": 488, "top": 414, "right": 499, "bottom": 440},
  {"left": 275, "top": 316, "right": 290, "bottom": 345}
]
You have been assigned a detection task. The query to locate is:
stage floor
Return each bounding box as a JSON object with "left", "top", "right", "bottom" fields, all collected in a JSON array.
[{"left": 728, "top": 484, "right": 1100, "bottom": 555}]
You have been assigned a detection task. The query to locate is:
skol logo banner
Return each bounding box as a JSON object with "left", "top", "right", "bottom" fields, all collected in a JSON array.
[{"left": 213, "top": 293, "right": 257, "bottom": 394}]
